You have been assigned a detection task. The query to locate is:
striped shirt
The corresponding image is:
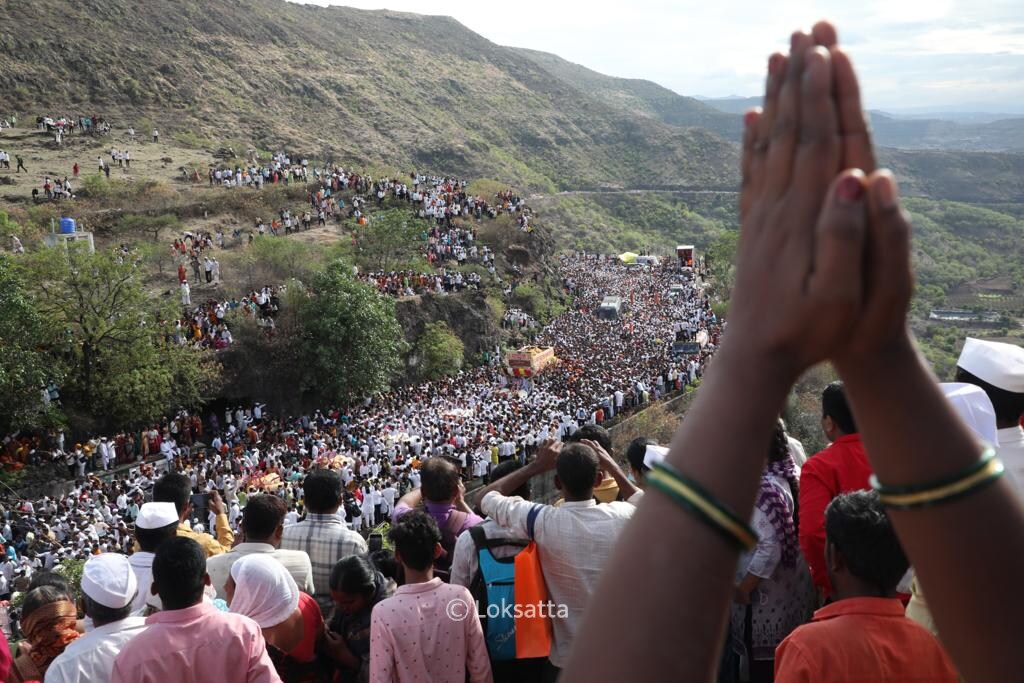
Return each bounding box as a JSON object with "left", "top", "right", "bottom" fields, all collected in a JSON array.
[{"left": 280, "top": 513, "right": 368, "bottom": 614}]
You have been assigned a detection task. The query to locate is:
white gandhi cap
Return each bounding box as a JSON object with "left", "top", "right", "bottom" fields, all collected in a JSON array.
[
  {"left": 136, "top": 502, "right": 179, "bottom": 530},
  {"left": 957, "top": 338, "right": 1024, "bottom": 393},
  {"left": 81, "top": 553, "right": 138, "bottom": 609},
  {"left": 940, "top": 383, "right": 999, "bottom": 446}
]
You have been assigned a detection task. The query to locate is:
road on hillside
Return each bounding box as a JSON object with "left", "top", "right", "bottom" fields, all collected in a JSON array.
[{"left": 529, "top": 188, "right": 739, "bottom": 200}]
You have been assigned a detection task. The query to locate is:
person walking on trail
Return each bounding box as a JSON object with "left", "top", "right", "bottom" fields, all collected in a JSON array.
[
  {"left": 152, "top": 129, "right": 159, "bottom": 144},
  {"left": 15, "top": 155, "right": 26, "bottom": 173},
  {"left": 180, "top": 281, "right": 191, "bottom": 306}
]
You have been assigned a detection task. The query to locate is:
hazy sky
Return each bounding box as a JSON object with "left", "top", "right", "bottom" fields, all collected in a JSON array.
[{"left": 294, "top": 0, "right": 1024, "bottom": 113}]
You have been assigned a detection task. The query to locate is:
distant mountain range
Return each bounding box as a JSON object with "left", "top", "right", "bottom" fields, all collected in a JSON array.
[{"left": 699, "top": 97, "right": 1024, "bottom": 153}]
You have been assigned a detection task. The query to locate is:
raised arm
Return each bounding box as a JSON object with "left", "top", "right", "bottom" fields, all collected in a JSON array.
[
  {"left": 829, "top": 185, "right": 1024, "bottom": 680},
  {"left": 565, "top": 28, "right": 869, "bottom": 681}
]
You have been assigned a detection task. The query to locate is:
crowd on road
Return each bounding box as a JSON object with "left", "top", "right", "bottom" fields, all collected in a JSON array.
[{"left": 0, "top": 252, "right": 731, "bottom": 680}]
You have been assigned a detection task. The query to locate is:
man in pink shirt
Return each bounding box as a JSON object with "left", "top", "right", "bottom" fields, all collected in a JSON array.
[
  {"left": 112, "top": 537, "right": 280, "bottom": 683},
  {"left": 370, "top": 511, "right": 492, "bottom": 683}
]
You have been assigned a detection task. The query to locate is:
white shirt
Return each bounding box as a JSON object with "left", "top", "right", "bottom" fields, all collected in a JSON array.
[
  {"left": 45, "top": 616, "right": 148, "bottom": 683},
  {"left": 481, "top": 489, "right": 642, "bottom": 667},
  {"left": 128, "top": 552, "right": 159, "bottom": 613},
  {"left": 998, "top": 425, "right": 1024, "bottom": 493}
]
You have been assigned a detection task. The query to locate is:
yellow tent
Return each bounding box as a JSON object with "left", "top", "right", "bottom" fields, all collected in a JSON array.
[{"left": 618, "top": 252, "right": 638, "bottom": 264}]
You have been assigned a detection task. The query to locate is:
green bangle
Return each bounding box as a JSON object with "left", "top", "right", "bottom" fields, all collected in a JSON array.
[
  {"left": 869, "top": 448, "right": 997, "bottom": 495},
  {"left": 875, "top": 455, "right": 1005, "bottom": 510},
  {"left": 647, "top": 462, "right": 758, "bottom": 552}
]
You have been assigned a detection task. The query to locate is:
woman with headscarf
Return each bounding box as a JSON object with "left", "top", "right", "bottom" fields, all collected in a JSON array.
[
  {"left": 227, "top": 554, "right": 327, "bottom": 683},
  {"left": 322, "top": 554, "right": 395, "bottom": 683},
  {"left": 728, "top": 421, "right": 816, "bottom": 682},
  {"left": 8, "top": 586, "right": 80, "bottom": 682}
]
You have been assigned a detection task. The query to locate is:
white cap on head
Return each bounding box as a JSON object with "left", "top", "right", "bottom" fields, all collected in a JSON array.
[
  {"left": 136, "top": 502, "right": 179, "bottom": 530},
  {"left": 941, "top": 383, "right": 999, "bottom": 446},
  {"left": 81, "top": 553, "right": 138, "bottom": 609},
  {"left": 957, "top": 338, "right": 1024, "bottom": 393}
]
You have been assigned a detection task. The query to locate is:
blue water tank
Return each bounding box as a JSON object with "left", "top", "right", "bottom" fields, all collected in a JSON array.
[{"left": 59, "top": 217, "right": 76, "bottom": 234}]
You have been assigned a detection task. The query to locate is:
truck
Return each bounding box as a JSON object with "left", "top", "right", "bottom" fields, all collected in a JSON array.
[
  {"left": 597, "top": 296, "right": 624, "bottom": 320},
  {"left": 676, "top": 245, "right": 695, "bottom": 268}
]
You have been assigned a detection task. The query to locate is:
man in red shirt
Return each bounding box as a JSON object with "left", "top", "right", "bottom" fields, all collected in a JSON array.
[
  {"left": 776, "top": 491, "right": 957, "bottom": 682},
  {"left": 798, "top": 382, "right": 872, "bottom": 596}
]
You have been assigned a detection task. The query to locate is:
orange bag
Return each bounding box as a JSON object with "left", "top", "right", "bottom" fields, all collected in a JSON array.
[{"left": 513, "top": 506, "right": 553, "bottom": 658}]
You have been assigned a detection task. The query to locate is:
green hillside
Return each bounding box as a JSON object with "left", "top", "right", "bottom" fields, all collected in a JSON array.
[{"left": 0, "top": 0, "right": 737, "bottom": 192}]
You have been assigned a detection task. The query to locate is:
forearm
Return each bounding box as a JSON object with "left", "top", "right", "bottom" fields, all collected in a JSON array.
[
  {"left": 838, "top": 340, "right": 1024, "bottom": 681},
  {"left": 395, "top": 487, "right": 422, "bottom": 510},
  {"left": 563, "top": 343, "right": 794, "bottom": 681}
]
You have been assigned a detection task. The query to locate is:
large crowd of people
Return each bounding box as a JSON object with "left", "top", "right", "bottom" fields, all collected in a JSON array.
[{"left": 1, "top": 20, "right": 1022, "bottom": 683}]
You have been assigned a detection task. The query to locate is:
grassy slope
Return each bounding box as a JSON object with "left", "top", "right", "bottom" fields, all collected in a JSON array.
[{"left": 0, "top": 0, "right": 737, "bottom": 192}]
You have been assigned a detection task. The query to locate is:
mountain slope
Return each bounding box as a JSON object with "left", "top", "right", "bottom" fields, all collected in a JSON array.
[
  {"left": 514, "top": 49, "right": 742, "bottom": 142},
  {"left": 0, "top": 0, "right": 738, "bottom": 191}
]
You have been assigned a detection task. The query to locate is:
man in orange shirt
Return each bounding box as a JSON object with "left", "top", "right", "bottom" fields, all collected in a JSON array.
[
  {"left": 798, "top": 382, "right": 873, "bottom": 596},
  {"left": 775, "top": 491, "right": 957, "bottom": 682}
]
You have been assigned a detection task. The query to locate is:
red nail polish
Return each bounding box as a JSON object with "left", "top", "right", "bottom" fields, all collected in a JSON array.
[
  {"left": 837, "top": 175, "right": 864, "bottom": 202},
  {"left": 744, "top": 110, "right": 758, "bottom": 127}
]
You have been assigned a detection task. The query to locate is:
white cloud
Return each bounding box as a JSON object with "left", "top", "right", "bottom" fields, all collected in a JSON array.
[{"left": 292, "top": 0, "right": 1024, "bottom": 111}]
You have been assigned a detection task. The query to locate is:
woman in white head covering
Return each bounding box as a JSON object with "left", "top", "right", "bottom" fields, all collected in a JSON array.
[{"left": 227, "top": 554, "right": 326, "bottom": 682}]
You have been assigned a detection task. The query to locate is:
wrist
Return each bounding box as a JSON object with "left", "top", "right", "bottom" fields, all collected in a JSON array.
[
  {"left": 712, "top": 340, "right": 798, "bottom": 397},
  {"left": 834, "top": 334, "right": 919, "bottom": 385}
]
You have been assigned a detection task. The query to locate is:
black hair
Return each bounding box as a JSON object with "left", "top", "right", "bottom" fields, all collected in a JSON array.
[
  {"left": 955, "top": 367, "right": 1024, "bottom": 426},
  {"left": 825, "top": 491, "right": 907, "bottom": 595},
  {"left": 388, "top": 510, "right": 441, "bottom": 572},
  {"left": 242, "top": 494, "right": 286, "bottom": 540},
  {"left": 83, "top": 593, "right": 133, "bottom": 626},
  {"left": 135, "top": 521, "right": 179, "bottom": 553},
  {"left": 626, "top": 437, "right": 655, "bottom": 474},
  {"left": 369, "top": 549, "right": 399, "bottom": 581},
  {"left": 564, "top": 423, "right": 613, "bottom": 455},
  {"left": 302, "top": 469, "right": 343, "bottom": 513},
  {"left": 153, "top": 473, "right": 192, "bottom": 516},
  {"left": 556, "top": 442, "right": 599, "bottom": 499},
  {"left": 768, "top": 420, "right": 800, "bottom": 531},
  {"left": 822, "top": 381, "right": 857, "bottom": 435},
  {"left": 153, "top": 537, "right": 207, "bottom": 610},
  {"left": 330, "top": 554, "right": 377, "bottom": 596},
  {"left": 420, "top": 457, "right": 459, "bottom": 503},
  {"left": 489, "top": 459, "right": 531, "bottom": 499},
  {"left": 21, "top": 585, "right": 70, "bottom": 622},
  {"left": 28, "top": 571, "right": 70, "bottom": 595}
]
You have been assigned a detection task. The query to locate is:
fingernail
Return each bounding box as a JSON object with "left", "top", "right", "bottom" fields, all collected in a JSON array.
[
  {"left": 768, "top": 54, "right": 782, "bottom": 77},
  {"left": 744, "top": 110, "right": 758, "bottom": 127},
  {"left": 875, "top": 173, "right": 898, "bottom": 210},
  {"left": 837, "top": 175, "right": 864, "bottom": 203}
]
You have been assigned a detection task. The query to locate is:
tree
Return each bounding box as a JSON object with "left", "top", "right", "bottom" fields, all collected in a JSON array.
[
  {"left": 119, "top": 213, "right": 181, "bottom": 243},
  {"left": 0, "top": 256, "right": 64, "bottom": 433},
  {"left": 298, "top": 261, "right": 406, "bottom": 401},
  {"left": 353, "top": 209, "right": 427, "bottom": 271},
  {"left": 415, "top": 322, "right": 464, "bottom": 380},
  {"left": 21, "top": 246, "right": 220, "bottom": 430}
]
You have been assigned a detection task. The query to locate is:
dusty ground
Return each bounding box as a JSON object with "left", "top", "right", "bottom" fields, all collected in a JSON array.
[{"left": 0, "top": 123, "right": 212, "bottom": 201}]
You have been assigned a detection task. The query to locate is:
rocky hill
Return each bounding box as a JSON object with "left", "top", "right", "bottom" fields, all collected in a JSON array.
[{"left": 0, "top": 0, "right": 738, "bottom": 192}]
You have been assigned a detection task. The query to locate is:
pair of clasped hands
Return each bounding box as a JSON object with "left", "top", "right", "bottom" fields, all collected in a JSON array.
[{"left": 732, "top": 21, "right": 914, "bottom": 381}]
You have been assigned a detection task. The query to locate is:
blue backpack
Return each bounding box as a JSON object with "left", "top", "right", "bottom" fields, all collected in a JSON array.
[{"left": 467, "top": 507, "right": 541, "bottom": 660}]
